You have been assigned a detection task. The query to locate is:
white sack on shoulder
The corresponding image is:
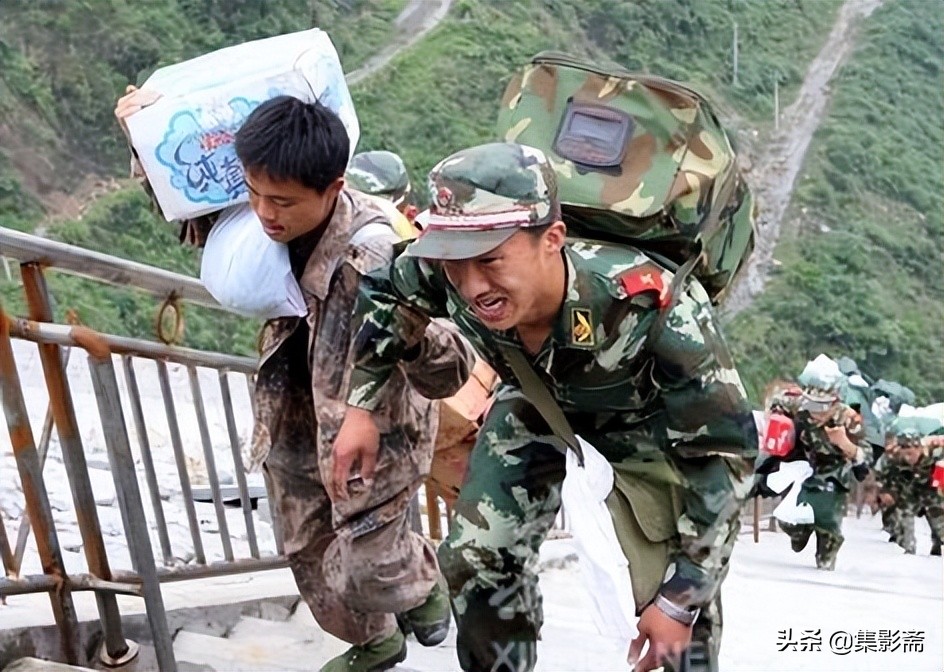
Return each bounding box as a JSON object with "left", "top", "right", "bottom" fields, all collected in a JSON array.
[{"left": 200, "top": 204, "right": 307, "bottom": 319}]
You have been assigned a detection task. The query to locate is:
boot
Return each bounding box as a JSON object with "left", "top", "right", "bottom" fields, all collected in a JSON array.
[
  {"left": 395, "top": 612, "right": 412, "bottom": 636},
  {"left": 815, "top": 555, "right": 836, "bottom": 571},
  {"left": 400, "top": 575, "right": 451, "bottom": 646},
  {"left": 787, "top": 525, "right": 813, "bottom": 553},
  {"left": 931, "top": 541, "right": 941, "bottom": 557},
  {"left": 814, "top": 532, "right": 841, "bottom": 571},
  {"left": 319, "top": 630, "right": 407, "bottom": 672}
]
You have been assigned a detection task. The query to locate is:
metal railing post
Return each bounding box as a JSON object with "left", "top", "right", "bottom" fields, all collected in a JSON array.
[
  {"left": 86, "top": 344, "right": 176, "bottom": 671},
  {"left": 187, "top": 366, "right": 233, "bottom": 561},
  {"left": 14, "top": 347, "right": 71, "bottom": 568},
  {"left": 155, "top": 361, "right": 207, "bottom": 564},
  {"left": 0, "top": 307, "right": 82, "bottom": 665},
  {"left": 219, "top": 372, "right": 259, "bottom": 559},
  {"left": 19, "top": 263, "right": 132, "bottom": 663},
  {"left": 121, "top": 356, "right": 174, "bottom": 564}
]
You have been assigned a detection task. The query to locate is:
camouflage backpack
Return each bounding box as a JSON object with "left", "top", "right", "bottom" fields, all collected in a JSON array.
[{"left": 496, "top": 52, "right": 757, "bottom": 304}]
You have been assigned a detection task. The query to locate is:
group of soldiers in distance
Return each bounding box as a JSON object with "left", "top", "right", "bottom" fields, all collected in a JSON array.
[{"left": 754, "top": 356, "right": 943, "bottom": 569}]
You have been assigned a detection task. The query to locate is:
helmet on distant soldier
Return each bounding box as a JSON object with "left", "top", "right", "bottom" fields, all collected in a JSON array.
[
  {"left": 345, "top": 150, "right": 412, "bottom": 209},
  {"left": 894, "top": 428, "right": 924, "bottom": 449}
]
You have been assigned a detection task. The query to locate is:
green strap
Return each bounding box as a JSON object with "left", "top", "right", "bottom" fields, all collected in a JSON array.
[{"left": 499, "top": 345, "right": 584, "bottom": 466}]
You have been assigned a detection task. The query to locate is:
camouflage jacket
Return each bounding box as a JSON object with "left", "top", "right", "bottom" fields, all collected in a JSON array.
[
  {"left": 875, "top": 447, "right": 944, "bottom": 509},
  {"left": 251, "top": 189, "right": 473, "bottom": 551},
  {"left": 768, "top": 392, "right": 871, "bottom": 492},
  {"left": 349, "top": 238, "right": 757, "bottom": 609}
]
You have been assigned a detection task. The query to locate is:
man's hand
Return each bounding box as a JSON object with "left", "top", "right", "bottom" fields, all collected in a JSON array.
[
  {"left": 330, "top": 406, "right": 380, "bottom": 501},
  {"left": 627, "top": 603, "right": 694, "bottom": 672},
  {"left": 825, "top": 425, "right": 858, "bottom": 460},
  {"left": 879, "top": 492, "right": 895, "bottom": 508},
  {"left": 114, "top": 85, "right": 162, "bottom": 135}
]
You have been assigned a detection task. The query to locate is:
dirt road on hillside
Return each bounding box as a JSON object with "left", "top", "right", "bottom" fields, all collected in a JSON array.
[
  {"left": 723, "top": 0, "right": 883, "bottom": 319},
  {"left": 345, "top": 0, "right": 453, "bottom": 85}
]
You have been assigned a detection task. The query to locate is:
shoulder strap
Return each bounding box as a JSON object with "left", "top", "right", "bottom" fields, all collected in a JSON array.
[
  {"left": 498, "top": 344, "right": 584, "bottom": 466},
  {"left": 349, "top": 221, "right": 399, "bottom": 246}
]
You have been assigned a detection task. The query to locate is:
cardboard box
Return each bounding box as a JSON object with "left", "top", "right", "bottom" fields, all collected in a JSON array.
[
  {"left": 125, "top": 28, "right": 359, "bottom": 221},
  {"left": 429, "top": 360, "right": 498, "bottom": 504}
]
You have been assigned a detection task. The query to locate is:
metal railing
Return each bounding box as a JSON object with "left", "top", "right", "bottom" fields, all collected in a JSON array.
[{"left": 0, "top": 229, "right": 287, "bottom": 670}]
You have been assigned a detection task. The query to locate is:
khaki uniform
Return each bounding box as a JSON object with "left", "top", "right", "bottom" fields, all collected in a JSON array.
[{"left": 250, "top": 189, "right": 473, "bottom": 644}]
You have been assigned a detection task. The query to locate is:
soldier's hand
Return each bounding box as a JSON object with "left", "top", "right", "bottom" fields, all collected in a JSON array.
[
  {"left": 114, "top": 85, "right": 162, "bottom": 135},
  {"left": 825, "top": 425, "right": 858, "bottom": 460},
  {"left": 879, "top": 492, "right": 895, "bottom": 507},
  {"left": 330, "top": 407, "right": 380, "bottom": 501},
  {"left": 627, "top": 604, "right": 693, "bottom": 672}
]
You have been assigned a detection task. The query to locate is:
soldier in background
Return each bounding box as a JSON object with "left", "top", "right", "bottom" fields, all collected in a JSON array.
[
  {"left": 333, "top": 142, "right": 757, "bottom": 672},
  {"left": 875, "top": 429, "right": 944, "bottom": 556},
  {"left": 346, "top": 150, "right": 413, "bottom": 210},
  {"left": 768, "top": 384, "right": 871, "bottom": 570},
  {"left": 876, "top": 430, "right": 904, "bottom": 543}
]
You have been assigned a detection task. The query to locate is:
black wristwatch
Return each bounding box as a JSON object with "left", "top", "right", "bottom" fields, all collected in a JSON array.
[{"left": 654, "top": 594, "right": 701, "bottom": 626}]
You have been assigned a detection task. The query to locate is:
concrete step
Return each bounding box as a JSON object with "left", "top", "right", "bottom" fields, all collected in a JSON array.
[
  {"left": 3, "top": 659, "right": 96, "bottom": 672},
  {"left": 173, "top": 630, "right": 321, "bottom": 671},
  {"left": 227, "top": 615, "right": 323, "bottom": 645}
]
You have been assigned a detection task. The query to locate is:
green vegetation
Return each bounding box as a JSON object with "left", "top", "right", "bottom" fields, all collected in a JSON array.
[
  {"left": 0, "top": 153, "right": 41, "bottom": 233},
  {"left": 0, "top": 0, "right": 406, "bottom": 177},
  {"left": 353, "top": 0, "right": 842, "bottom": 186},
  {"left": 1, "top": 189, "right": 261, "bottom": 355},
  {"left": 727, "top": 0, "right": 944, "bottom": 403}
]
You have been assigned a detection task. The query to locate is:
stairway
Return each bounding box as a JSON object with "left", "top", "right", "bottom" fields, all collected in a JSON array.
[
  {"left": 168, "top": 538, "right": 629, "bottom": 671},
  {"left": 172, "top": 603, "right": 356, "bottom": 671}
]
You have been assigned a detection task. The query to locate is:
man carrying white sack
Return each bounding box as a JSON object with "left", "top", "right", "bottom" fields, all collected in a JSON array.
[{"left": 116, "top": 92, "right": 474, "bottom": 672}]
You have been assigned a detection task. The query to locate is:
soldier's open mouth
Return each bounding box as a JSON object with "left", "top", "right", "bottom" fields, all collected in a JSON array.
[{"left": 474, "top": 296, "right": 509, "bottom": 323}]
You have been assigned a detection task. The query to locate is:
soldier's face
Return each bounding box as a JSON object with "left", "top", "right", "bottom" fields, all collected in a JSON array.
[
  {"left": 900, "top": 446, "right": 922, "bottom": 465},
  {"left": 442, "top": 223, "right": 567, "bottom": 331},
  {"left": 246, "top": 169, "right": 343, "bottom": 243}
]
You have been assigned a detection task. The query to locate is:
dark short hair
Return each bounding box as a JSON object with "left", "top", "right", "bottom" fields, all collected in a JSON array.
[
  {"left": 523, "top": 223, "right": 552, "bottom": 240},
  {"left": 235, "top": 96, "right": 349, "bottom": 193}
]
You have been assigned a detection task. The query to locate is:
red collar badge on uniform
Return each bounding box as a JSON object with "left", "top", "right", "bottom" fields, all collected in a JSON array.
[{"left": 619, "top": 264, "right": 672, "bottom": 309}]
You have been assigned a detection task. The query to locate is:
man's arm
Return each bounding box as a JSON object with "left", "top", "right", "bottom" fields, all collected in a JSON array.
[
  {"left": 400, "top": 319, "right": 476, "bottom": 401},
  {"left": 346, "top": 247, "right": 454, "bottom": 411},
  {"left": 331, "top": 236, "right": 464, "bottom": 500},
  {"left": 115, "top": 85, "right": 216, "bottom": 246},
  {"left": 648, "top": 280, "right": 757, "bottom": 611}
]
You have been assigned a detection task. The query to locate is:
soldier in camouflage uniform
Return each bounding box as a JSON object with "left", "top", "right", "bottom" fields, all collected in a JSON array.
[
  {"left": 875, "top": 429, "right": 944, "bottom": 556},
  {"left": 877, "top": 431, "right": 905, "bottom": 542},
  {"left": 345, "top": 150, "right": 413, "bottom": 210},
  {"left": 334, "top": 143, "right": 757, "bottom": 672},
  {"left": 767, "top": 385, "right": 871, "bottom": 570},
  {"left": 117, "top": 93, "right": 474, "bottom": 672}
]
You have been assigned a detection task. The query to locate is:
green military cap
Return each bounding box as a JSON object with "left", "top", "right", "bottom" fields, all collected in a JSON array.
[
  {"left": 798, "top": 385, "right": 841, "bottom": 414},
  {"left": 895, "top": 428, "right": 924, "bottom": 448},
  {"left": 407, "top": 142, "right": 560, "bottom": 260},
  {"left": 346, "top": 150, "right": 411, "bottom": 206}
]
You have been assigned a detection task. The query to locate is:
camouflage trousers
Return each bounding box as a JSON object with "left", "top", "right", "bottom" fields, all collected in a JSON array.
[
  {"left": 265, "top": 440, "right": 439, "bottom": 646},
  {"left": 883, "top": 502, "right": 944, "bottom": 554},
  {"left": 437, "top": 389, "right": 723, "bottom": 672},
  {"left": 881, "top": 505, "right": 899, "bottom": 539},
  {"left": 780, "top": 484, "right": 847, "bottom": 567}
]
